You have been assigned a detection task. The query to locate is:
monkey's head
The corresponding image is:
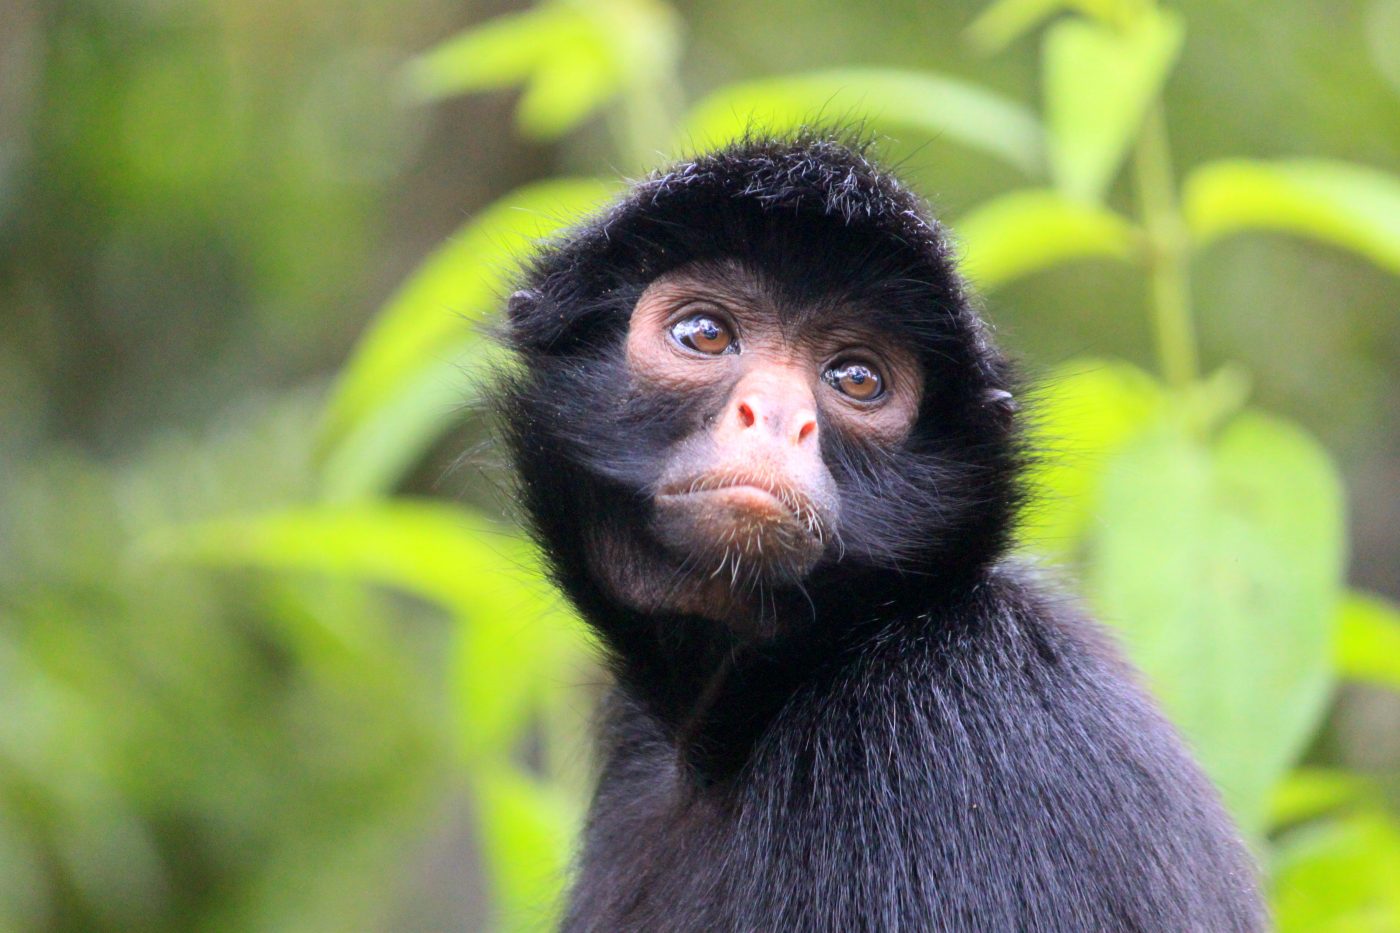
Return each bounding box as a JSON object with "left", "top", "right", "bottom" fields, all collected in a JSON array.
[{"left": 500, "top": 136, "right": 1020, "bottom": 638}]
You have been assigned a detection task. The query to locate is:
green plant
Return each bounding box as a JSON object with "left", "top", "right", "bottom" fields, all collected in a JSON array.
[{"left": 158, "top": 0, "right": 1400, "bottom": 928}]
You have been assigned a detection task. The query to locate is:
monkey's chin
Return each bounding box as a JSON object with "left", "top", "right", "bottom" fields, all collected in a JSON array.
[{"left": 652, "top": 485, "right": 827, "bottom": 586}]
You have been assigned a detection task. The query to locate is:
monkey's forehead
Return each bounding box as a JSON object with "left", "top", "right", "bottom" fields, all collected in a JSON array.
[
  {"left": 529, "top": 136, "right": 963, "bottom": 305},
  {"left": 509, "top": 134, "right": 1010, "bottom": 387}
]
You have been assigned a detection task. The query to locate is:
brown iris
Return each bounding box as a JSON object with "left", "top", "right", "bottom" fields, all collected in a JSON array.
[
  {"left": 824, "top": 361, "right": 884, "bottom": 401},
  {"left": 671, "top": 314, "right": 735, "bottom": 355}
]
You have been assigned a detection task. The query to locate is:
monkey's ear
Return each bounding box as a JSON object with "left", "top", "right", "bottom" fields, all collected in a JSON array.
[
  {"left": 982, "top": 388, "right": 1018, "bottom": 413},
  {"left": 507, "top": 289, "right": 540, "bottom": 323}
]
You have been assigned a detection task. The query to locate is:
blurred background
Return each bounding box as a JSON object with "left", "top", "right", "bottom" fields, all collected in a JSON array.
[{"left": 1, "top": 0, "right": 1398, "bottom": 929}]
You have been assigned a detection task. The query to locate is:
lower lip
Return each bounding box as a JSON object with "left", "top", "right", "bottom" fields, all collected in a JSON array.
[{"left": 661, "top": 485, "right": 792, "bottom": 516}]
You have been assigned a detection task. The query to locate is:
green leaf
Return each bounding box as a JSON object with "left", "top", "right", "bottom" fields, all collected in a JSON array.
[
  {"left": 1183, "top": 159, "right": 1400, "bottom": 275},
  {"left": 1269, "top": 768, "right": 1374, "bottom": 829},
  {"left": 955, "top": 189, "right": 1139, "bottom": 289},
  {"left": 145, "top": 500, "right": 542, "bottom": 616},
  {"left": 405, "top": 7, "right": 582, "bottom": 99},
  {"left": 1020, "top": 359, "right": 1164, "bottom": 563},
  {"left": 451, "top": 585, "right": 588, "bottom": 766},
  {"left": 680, "top": 68, "right": 1044, "bottom": 174},
  {"left": 964, "top": 0, "right": 1131, "bottom": 55},
  {"left": 1335, "top": 591, "right": 1400, "bottom": 692},
  {"left": 1043, "top": 8, "right": 1184, "bottom": 200},
  {"left": 474, "top": 765, "right": 579, "bottom": 932},
  {"left": 1087, "top": 411, "right": 1345, "bottom": 832},
  {"left": 1272, "top": 810, "right": 1400, "bottom": 933},
  {"left": 405, "top": 0, "right": 681, "bottom": 139},
  {"left": 515, "top": 41, "right": 619, "bottom": 138},
  {"left": 317, "top": 353, "right": 490, "bottom": 504},
  {"left": 317, "top": 177, "right": 615, "bottom": 501},
  {"left": 146, "top": 501, "right": 584, "bottom": 757}
]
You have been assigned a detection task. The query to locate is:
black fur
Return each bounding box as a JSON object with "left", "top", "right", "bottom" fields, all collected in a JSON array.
[{"left": 497, "top": 135, "right": 1265, "bottom": 931}]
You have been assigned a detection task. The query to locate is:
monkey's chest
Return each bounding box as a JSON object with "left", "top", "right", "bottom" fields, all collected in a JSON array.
[{"left": 566, "top": 737, "right": 992, "bottom": 931}]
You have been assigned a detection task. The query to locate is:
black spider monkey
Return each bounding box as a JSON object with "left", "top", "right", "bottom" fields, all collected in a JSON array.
[{"left": 497, "top": 134, "right": 1266, "bottom": 932}]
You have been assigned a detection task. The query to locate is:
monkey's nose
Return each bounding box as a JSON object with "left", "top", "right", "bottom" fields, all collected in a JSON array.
[{"left": 728, "top": 391, "right": 819, "bottom": 447}]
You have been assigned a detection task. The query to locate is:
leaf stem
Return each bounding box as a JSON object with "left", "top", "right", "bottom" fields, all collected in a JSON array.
[{"left": 1132, "top": 103, "right": 1198, "bottom": 390}]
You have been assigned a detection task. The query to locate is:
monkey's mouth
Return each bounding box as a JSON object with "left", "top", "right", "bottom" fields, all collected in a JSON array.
[
  {"left": 659, "top": 472, "right": 827, "bottom": 535},
  {"left": 652, "top": 471, "right": 834, "bottom": 582}
]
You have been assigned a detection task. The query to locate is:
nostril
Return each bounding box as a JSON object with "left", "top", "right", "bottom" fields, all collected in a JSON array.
[
  {"left": 797, "top": 419, "right": 817, "bottom": 443},
  {"left": 737, "top": 401, "right": 756, "bottom": 428}
]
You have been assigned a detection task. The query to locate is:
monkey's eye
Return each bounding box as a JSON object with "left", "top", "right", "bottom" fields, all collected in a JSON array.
[
  {"left": 823, "top": 361, "right": 885, "bottom": 401},
  {"left": 671, "top": 314, "right": 736, "bottom": 355}
]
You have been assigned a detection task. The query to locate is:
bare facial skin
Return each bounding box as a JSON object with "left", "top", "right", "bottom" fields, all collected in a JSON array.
[{"left": 596, "top": 260, "right": 923, "bottom": 626}]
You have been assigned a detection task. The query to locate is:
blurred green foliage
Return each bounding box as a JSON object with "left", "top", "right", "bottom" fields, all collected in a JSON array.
[{"left": 2, "top": 0, "right": 1399, "bottom": 930}]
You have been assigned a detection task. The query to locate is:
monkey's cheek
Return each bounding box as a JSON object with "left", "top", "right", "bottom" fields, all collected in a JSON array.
[{"left": 652, "top": 488, "right": 826, "bottom": 582}]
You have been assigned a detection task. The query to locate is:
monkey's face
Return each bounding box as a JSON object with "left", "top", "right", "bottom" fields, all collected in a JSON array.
[
  {"left": 589, "top": 260, "right": 923, "bottom": 623},
  {"left": 502, "top": 138, "right": 1021, "bottom": 635}
]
